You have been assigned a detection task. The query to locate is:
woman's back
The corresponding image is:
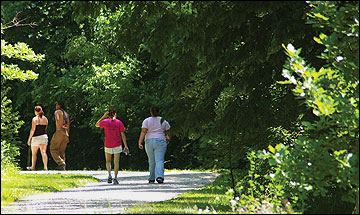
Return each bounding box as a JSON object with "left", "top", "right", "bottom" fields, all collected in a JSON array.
[
  {"left": 33, "top": 116, "right": 48, "bottom": 136},
  {"left": 142, "top": 116, "right": 170, "bottom": 140},
  {"left": 33, "top": 115, "right": 48, "bottom": 125},
  {"left": 99, "top": 118, "right": 125, "bottom": 148}
]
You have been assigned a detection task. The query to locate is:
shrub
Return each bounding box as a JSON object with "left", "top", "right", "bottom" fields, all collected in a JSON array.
[{"left": 240, "top": 1, "right": 359, "bottom": 213}]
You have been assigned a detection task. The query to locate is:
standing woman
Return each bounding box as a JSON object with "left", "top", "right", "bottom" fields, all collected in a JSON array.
[
  {"left": 27, "top": 105, "right": 49, "bottom": 171},
  {"left": 96, "top": 109, "right": 129, "bottom": 185},
  {"left": 138, "top": 106, "right": 171, "bottom": 184}
]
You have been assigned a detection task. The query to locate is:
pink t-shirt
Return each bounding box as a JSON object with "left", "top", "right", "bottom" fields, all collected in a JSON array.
[
  {"left": 99, "top": 118, "right": 125, "bottom": 148},
  {"left": 142, "top": 116, "right": 170, "bottom": 140}
]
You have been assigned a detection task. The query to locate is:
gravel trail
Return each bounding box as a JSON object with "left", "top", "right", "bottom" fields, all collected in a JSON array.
[{"left": 1, "top": 170, "right": 218, "bottom": 214}]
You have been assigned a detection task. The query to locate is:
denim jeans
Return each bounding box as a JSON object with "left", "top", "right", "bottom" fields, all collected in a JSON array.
[{"left": 145, "top": 138, "right": 167, "bottom": 181}]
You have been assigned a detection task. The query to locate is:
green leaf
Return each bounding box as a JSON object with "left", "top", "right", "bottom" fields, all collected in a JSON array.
[
  {"left": 313, "top": 36, "right": 323, "bottom": 44},
  {"left": 312, "top": 13, "right": 329, "bottom": 21},
  {"left": 268, "top": 145, "right": 275, "bottom": 154}
]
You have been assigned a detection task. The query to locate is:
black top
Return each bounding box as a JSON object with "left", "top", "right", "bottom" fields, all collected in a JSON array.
[{"left": 33, "top": 125, "right": 47, "bottom": 137}]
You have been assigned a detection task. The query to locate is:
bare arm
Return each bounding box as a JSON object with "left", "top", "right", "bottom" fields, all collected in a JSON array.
[
  {"left": 66, "top": 114, "right": 70, "bottom": 133},
  {"left": 138, "top": 128, "right": 148, "bottom": 150},
  {"left": 95, "top": 112, "right": 108, "bottom": 127},
  {"left": 45, "top": 116, "right": 48, "bottom": 131},
  {"left": 121, "top": 132, "right": 128, "bottom": 150},
  {"left": 165, "top": 130, "right": 171, "bottom": 143},
  {"left": 164, "top": 121, "right": 171, "bottom": 143},
  {"left": 27, "top": 118, "right": 36, "bottom": 145}
]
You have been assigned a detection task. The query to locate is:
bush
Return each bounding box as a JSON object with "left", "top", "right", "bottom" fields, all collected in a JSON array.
[
  {"left": 1, "top": 90, "right": 24, "bottom": 167},
  {"left": 239, "top": 1, "right": 359, "bottom": 213}
]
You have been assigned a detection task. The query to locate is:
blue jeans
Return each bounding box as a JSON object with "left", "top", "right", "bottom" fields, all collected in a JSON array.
[{"left": 145, "top": 138, "right": 167, "bottom": 181}]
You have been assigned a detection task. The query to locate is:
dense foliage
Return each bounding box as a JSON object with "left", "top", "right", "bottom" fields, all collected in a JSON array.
[
  {"left": 1, "top": 1, "right": 358, "bottom": 213},
  {"left": 240, "top": 1, "right": 359, "bottom": 213},
  {"left": 1, "top": 19, "right": 44, "bottom": 172},
  {"left": 70, "top": 0, "right": 326, "bottom": 172}
]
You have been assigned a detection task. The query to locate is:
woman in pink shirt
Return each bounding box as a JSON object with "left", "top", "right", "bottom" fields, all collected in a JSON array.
[
  {"left": 96, "top": 109, "right": 129, "bottom": 185},
  {"left": 138, "top": 106, "right": 171, "bottom": 184}
]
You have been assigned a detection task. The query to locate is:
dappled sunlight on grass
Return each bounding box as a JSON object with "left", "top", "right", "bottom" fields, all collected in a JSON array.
[
  {"left": 123, "top": 192, "right": 231, "bottom": 214},
  {"left": 122, "top": 173, "right": 233, "bottom": 214},
  {"left": 1, "top": 172, "right": 100, "bottom": 206}
]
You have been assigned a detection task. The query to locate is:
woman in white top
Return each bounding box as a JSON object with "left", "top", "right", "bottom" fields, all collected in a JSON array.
[{"left": 138, "top": 106, "right": 171, "bottom": 183}]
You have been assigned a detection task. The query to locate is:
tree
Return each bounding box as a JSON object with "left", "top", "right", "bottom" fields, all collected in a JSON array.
[
  {"left": 71, "top": 2, "right": 327, "bottom": 184},
  {"left": 1, "top": 18, "right": 44, "bottom": 170},
  {"left": 1, "top": 1, "right": 191, "bottom": 170},
  {"left": 3, "top": 2, "right": 323, "bottom": 174}
]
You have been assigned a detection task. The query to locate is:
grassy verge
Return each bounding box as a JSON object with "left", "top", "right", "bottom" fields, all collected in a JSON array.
[
  {"left": 1, "top": 168, "right": 251, "bottom": 213},
  {"left": 122, "top": 170, "right": 234, "bottom": 214},
  {"left": 1, "top": 171, "right": 100, "bottom": 206}
]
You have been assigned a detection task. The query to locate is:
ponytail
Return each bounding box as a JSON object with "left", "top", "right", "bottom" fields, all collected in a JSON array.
[
  {"left": 34, "top": 106, "right": 44, "bottom": 118},
  {"left": 108, "top": 109, "right": 116, "bottom": 120}
]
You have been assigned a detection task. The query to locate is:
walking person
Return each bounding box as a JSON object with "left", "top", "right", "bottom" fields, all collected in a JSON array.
[
  {"left": 138, "top": 106, "right": 171, "bottom": 184},
  {"left": 27, "top": 105, "right": 49, "bottom": 171},
  {"left": 50, "top": 101, "right": 70, "bottom": 171},
  {"left": 96, "top": 109, "right": 129, "bottom": 185}
]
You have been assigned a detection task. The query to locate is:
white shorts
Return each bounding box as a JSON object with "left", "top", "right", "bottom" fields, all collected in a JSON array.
[
  {"left": 31, "top": 134, "right": 48, "bottom": 146},
  {"left": 104, "top": 146, "right": 122, "bottom": 154}
]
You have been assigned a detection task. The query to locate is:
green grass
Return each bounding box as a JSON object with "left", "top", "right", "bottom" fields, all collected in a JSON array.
[
  {"left": 122, "top": 170, "right": 234, "bottom": 214},
  {"left": 1, "top": 167, "right": 212, "bottom": 208},
  {"left": 1, "top": 172, "right": 100, "bottom": 206},
  {"left": 122, "top": 193, "right": 232, "bottom": 214},
  {"left": 1, "top": 167, "right": 239, "bottom": 213}
]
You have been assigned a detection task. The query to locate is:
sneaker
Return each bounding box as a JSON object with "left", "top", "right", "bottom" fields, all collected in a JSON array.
[
  {"left": 113, "top": 178, "right": 119, "bottom": 185},
  {"left": 149, "top": 180, "right": 155, "bottom": 184},
  {"left": 26, "top": 166, "right": 35, "bottom": 171},
  {"left": 107, "top": 175, "right": 113, "bottom": 183},
  {"left": 156, "top": 177, "right": 164, "bottom": 184},
  {"left": 55, "top": 164, "right": 66, "bottom": 170}
]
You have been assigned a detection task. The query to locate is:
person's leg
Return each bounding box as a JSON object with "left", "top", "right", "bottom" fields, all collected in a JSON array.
[
  {"left": 145, "top": 139, "right": 156, "bottom": 181},
  {"left": 50, "top": 131, "right": 62, "bottom": 165},
  {"left": 113, "top": 153, "right": 120, "bottom": 179},
  {"left": 113, "top": 151, "right": 120, "bottom": 185},
  {"left": 104, "top": 151, "right": 112, "bottom": 177},
  {"left": 154, "top": 139, "right": 167, "bottom": 182},
  {"left": 58, "top": 131, "right": 69, "bottom": 169},
  {"left": 39, "top": 144, "right": 48, "bottom": 170},
  {"left": 30, "top": 145, "right": 40, "bottom": 170},
  {"left": 59, "top": 140, "right": 68, "bottom": 168}
]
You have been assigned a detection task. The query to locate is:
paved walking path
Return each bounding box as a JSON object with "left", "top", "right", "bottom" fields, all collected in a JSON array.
[{"left": 1, "top": 170, "right": 218, "bottom": 214}]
